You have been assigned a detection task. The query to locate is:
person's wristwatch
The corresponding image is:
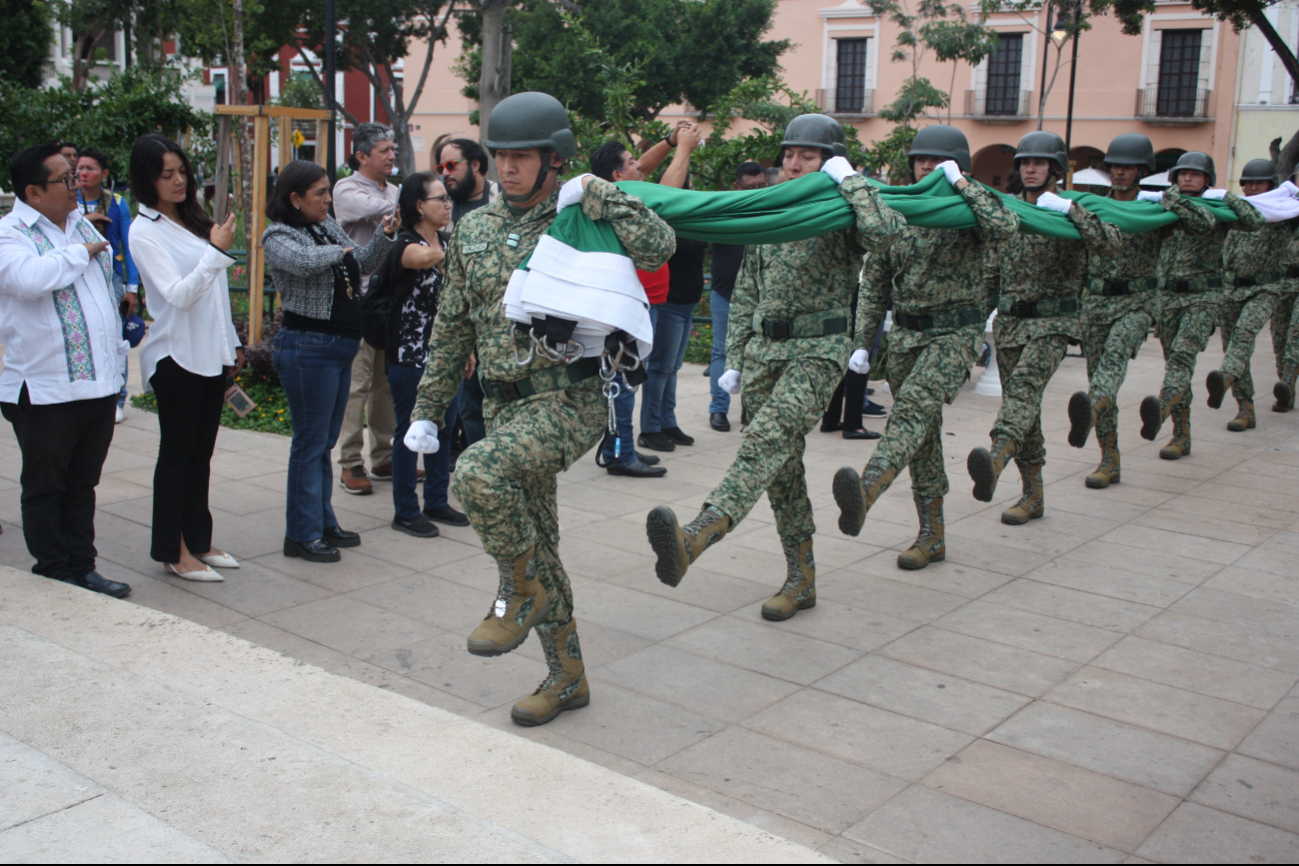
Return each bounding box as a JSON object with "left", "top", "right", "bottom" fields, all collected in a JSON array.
[{"left": 664, "top": 131, "right": 677, "bottom": 147}]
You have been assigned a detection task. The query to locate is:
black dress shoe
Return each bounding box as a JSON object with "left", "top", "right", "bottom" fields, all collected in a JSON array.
[
  {"left": 710, "top": 412, "right": 731, "bottom": 432},
  {"left": 283, "top": 538, "right": 341, "bottom": 562},
  {"left": 61, "top": 571, "right": 131, "bottom": 598},
  {"left": 607, "top": 456, "right": 668, "bottom": 478},
  {"left": 323, "top": 525, "right": 361, "bottom": 548},
  {"left": 637, "top": 452, "right": 661, "bottom": 466},
  {"left": 843, "top": 428, "right": 882, "bottom": 440},
  {"left": 638, "top": 432, "right": 676, "bottom": 452},
  {"left": 423, "top": 504, "right": 470, "bottom": 527},
  {"left": 392, "top": 514, "right": 440, "bottom": 538},
  {"left": 820, "top": 420, "right": 844, "bottom": 433},
  {"left": 662, "top": 426, "right": 695, "bottom": 446}
]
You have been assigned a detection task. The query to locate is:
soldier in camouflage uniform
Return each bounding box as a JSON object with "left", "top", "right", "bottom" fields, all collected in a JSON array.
[
  {"left": 1271, "top": 223, "right": 1299, "bottom": 411},
  {"left": 645, "top": 115, "right": 903, "bottom": 621},
  {"left": 1066, "top": 134, "right": 1214, "bottom": 489},
  {"left": 1206, "top": 159, "right": 1299, "bottom": 430},
  {"left": 833, "top": 126, "right": 1018, "bottom": 570},
  {"left": 1138, "top": 152, "right": 1265, "bottom": 458},
  {"left": 406, "top": 93, "right": 674, "bottom": 726},
  {"left": 967, "top": 131, "right": 1122, "bottom": 524}
]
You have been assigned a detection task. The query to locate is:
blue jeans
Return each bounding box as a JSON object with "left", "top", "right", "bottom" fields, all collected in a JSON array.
[
  {"left": 640, "top": 302, "right": 696, "bottom": 434},
  {"left": 600, "top": 372, "right": 636, "bottom": 465},
  {"left": 273, "top": 329, "right": 359, "bottom": 543},
  {"left": 709, "top": 292, "right": 731, "bottom": 415},
  {"left": 389, "top": 362, "right": 460, "bottom": 519}
]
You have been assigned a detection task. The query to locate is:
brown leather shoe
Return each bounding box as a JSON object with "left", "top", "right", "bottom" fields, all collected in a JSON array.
[{"left": 340, "top": 465, "right": 373, "bottom": 495}]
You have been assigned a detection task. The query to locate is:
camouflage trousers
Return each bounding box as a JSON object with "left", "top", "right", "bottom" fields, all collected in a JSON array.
[
  {"left": 452, "top": 387, "right": 606, "bottom": 626},
  {"left": 875, "top": 330, "right": 982, "bottom": 500},
  {"left": 1272, "top": 292, "right": 1299, "bottom": 378},
  {"left": 707, "top": 356, "right": 841, "bottom": 545},
  {"left": 1084, "top": 310, "right": 1152, "bottom": 440},
  {"left": 1220, "top": 288, "right": 1279, "bottom": 403},
  {"left": 1158, "top": 298, "right": 1218, "bottom": 401},
  {"left": 991, "top": 335, "right": 1069, "bottom": 468}
]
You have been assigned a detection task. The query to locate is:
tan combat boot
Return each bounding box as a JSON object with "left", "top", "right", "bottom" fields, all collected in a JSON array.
[
  {"left": 968, "top": 435, "right": 1017, "bottom": 502},
  {"left": 761, "top": 538, "right": 816, "bottom": 621},
  {"left": 467, "top": 546, "right": 549, "bottom": 656},
  {"left": 1206, "top": 370, "right": 1236, "bottom": 410},
  {"left": 1067, "top": 391, "right": 1098, "bottom": 449},
  {"left": 1227, "top": 398, "right": 1256, "bottom": 432},
  {"left": 1086, "top": 430, "right": 1121, "bottom": 489},
  {"left": 897, "top": 497, "right": 945, "bottom": 570},
  {"left": 1159, "top": 407, "right": 1192, "bottom": 460},
  {"left": 511, "top": 618, "right": 589, "bottom": 726},
  {"left": 1140, "top": 389, "right": 1181, "bottom": 441},
  {"left": 833, "top": 457, "right": 898, "bottom": 537},
  {"left": 1274, "top": 365, "right": 1298, "bottom": 412},
  {"left": 646, "top": 504, "right": 731, "bottom": 587},
  {"left": 1002, "top": 464, "right": 1045, "bottom": 525}
]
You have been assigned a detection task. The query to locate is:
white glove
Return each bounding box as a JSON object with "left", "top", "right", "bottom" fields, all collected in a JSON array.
[
  {"left": 1137, "top": 190, "right": 1164, "bottom": 203},
  {"left": 1036, "top": 191, "right": 1073, "bottom": 214},
  {"left": 117, "top": 339, "right": 131, "bottom": 357},
  {"left": 848, "top": 349, "right": 871, "bottom": 375},
  {"left": 555, "top": 174, "right": 593, "bottom": 212},
  {"left": 403, "top": 419, "right": 440, "bottom": 454},
  {"left": 1202, "top": 188, "right": 1227, "bottom": 200},
  {"left": 718, "top": 369, "right": 742, "bottom": 395},
  {"left": 1280, "top": 180, "right": 1299, "bottom": 199},
  {"left": 937, "top": 160, "right": 964, "bottom": 186},
  {"left": 821, "top": 156, "right": 856, "bottom": 185}
]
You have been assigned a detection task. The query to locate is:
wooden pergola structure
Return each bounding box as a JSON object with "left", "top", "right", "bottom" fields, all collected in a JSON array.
[{"left": 213, "top": 104, "right": 333, "bottom": 344}]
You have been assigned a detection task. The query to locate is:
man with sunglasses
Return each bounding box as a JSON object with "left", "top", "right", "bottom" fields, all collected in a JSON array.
[
  {"left": 0, "top": 144, "right": 132, "bottom": 599},
  {"left": 433, "top": 138, "right": 500, "bottom": 228}
]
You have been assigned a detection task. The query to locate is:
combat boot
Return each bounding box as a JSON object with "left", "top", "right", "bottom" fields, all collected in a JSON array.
[
  {"left": 1140, "top": 389, "right": 1181, "bottom": 441},
  {"left": 1274, "top": 365, "right": 1297, "bottom": 412},
  {"left": 1206, "top": 370, "right": 1236, "bottom": 410},
  {"left": 897, "top": 496, "right": 945, "bottom": 570},
  {"left": 1067, "top": 391, "right": 1097, "bottom": 449},
  {"left": 646, "top": 504, "right": 731, "bottom": 587},
  {"left": 761, "top": 538, "right": 816, "bottom": 621},
  {"left": 1086, "top": 430, "right": 1121, "bottom": 489},
  {"left": 833, "top": 457, "right": 898, "bottom": 536},
  {"left": 511, "top": 618, "right": 589, "bottom": 726},
  {"left": 1159, "top": 407, "right": 1192, "bottom": 460},
  {"left": 968, "top": 435, "right": 1017, "bottom": 502},
  {"left": 1002, "top": 464, "right": 1045, "bottom": 525},
  {"left": 1227, "top": 399, "right": 1256, "bottom": 432},
  {"left": 467, "top": 546, "right": 549, "bottom": 656}
]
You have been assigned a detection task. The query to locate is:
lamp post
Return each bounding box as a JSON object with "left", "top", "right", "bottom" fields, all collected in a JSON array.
[
  {"left": 325, "top": 0, "right": 337, "bottom": 183},
  {"left": 1061, "top": 1, "right": 1082, "bottom": 188}
]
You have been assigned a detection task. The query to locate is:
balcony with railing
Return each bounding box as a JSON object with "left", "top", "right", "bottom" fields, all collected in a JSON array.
[
  {"left": 815, "top": 87, "right": 874, "bottom": 117},
  {"left": 966, "top": 90, "right": 1033, "bottom": 122},
  {"left": 1135, "top": 87, "right": 1213, "bottom": 123}
]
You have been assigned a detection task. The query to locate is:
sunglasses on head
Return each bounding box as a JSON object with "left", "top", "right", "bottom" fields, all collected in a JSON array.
[{"left": 436, "top": 158, "right": 464, "bottom": 174}]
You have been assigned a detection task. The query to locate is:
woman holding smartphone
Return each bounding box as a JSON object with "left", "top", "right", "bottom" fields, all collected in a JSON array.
[{"left": 130, "top": 134, "right": 244, "bottom": 581}]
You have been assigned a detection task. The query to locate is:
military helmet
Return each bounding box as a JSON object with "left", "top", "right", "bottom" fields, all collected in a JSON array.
[
  {"left": 1014, "top": 131, "right": 1068, "bottom": 174},
  {"left": 780, "top": 114, "right": 848, "bottom": 158},
  {"left": 909, "top": 125, "right": 972, "bottom": 173},
  {"left": 1239, "top": 158, "right": 1279, "bottom": 188},
  {"left": 1103, "top": 133, "right": 1155, "bottom": 172},
  {"left": 484, "top": 92, "right": 577, "bottom": 160},
  {"left": 1168, "top": 151, "right": 1216, "bottom": 187}
]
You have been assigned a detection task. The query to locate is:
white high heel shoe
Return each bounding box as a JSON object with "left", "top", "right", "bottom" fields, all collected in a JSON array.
[
  {"left": 167, "top": 563, "right": 223, "bottom": 582},
  {"left": 200, "top": 552, "right": 240, "bottom": 569}
]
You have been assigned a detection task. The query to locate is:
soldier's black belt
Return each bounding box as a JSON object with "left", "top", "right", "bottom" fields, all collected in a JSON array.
[
  {"left": 756, "top": 308, "right": 850, "bottom": 340},
  {"left": 481, "top": 357, "right": 601, "bottom": 404},
  {"left": 1088, "top": 277, "right": 1157, "bottom": 297},
  {"left": 894, "top": 306, "right": 986, "bottom": 332},
  {"left": 1162, "top": 276, "right": 1223, "bottom": 294},
  {"left": 1230, "top": 271, "right": 1283, "bottom": 289},
  {"left": 998, "top": 296, "right": 1079, "bottom": 318}
]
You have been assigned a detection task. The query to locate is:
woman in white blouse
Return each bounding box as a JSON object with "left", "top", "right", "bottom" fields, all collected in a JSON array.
[{"left": 129, "top": 134, "right": 244, "bottom": 582}]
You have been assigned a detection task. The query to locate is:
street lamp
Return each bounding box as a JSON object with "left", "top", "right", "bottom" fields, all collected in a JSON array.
[
  {"left": 1063, "top": 1, "right": 1081, "bottom": 188},
  {"left": 325, "top": 0, "right": 337, "bottom": 183}
]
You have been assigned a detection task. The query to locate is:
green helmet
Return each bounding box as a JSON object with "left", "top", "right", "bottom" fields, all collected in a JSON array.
[
  {"left": 484, "top": 92, "right": 577, "bottom": 160},
  {"left": 909, "top": 125, "right": 971, "bottom": 173},
  {"left": 780, "top": 114, "right": 848, "bottom": 158},
  {"left": 1014, "top": 131, "right": 1068, "bottom": 174},
  {"left": 1168, "top": 151, "right": 1216, "bottom": 187},
  {"left": 1239, "top": 158, "right": 1278, "bottom": 187},
  {"left": 1103, "top": 133, "right": 1155, "bottom": 172}
]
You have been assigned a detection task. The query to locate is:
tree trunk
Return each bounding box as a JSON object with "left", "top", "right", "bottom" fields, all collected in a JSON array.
[
  {"left": 477, "top": 0, "right": 513, "bottom": 143},
  {"left": 1251, "top": 8, "right": 1299, "bottom": 87},
  {"left": 232, "top": 0, "right": 255, "bottom": 254}
]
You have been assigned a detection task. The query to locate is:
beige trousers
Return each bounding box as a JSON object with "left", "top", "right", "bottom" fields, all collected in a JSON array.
[{"left": 338, "top": 339, "right": 396, "bottom": 469}]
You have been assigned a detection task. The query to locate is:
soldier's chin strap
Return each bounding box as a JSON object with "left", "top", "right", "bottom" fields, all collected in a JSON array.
[
  {"left": 503, "top": 147, "right": 558, "bottom": 204},
  {"left": 1022, "top": 167, "right": 1061, "bottom": 194}
]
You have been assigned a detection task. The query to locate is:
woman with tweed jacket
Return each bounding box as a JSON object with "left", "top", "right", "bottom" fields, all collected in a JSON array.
[{"left": 263, "top": 160, "right": 396, "bottom": 563}]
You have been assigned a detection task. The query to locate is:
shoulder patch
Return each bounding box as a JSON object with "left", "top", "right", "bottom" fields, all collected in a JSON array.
[{"left": 462, "top": 242, "right": 488, "bottom": 254}]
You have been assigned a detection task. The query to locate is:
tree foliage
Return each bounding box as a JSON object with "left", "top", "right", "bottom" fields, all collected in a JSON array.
[{"left": 0, "top": 0, "right": 53, "bottom": 88}]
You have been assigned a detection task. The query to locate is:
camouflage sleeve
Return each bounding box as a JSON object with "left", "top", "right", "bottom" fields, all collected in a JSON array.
[
  {"left": 580, "top": 177, "right": 676, "bottom": 271},
  {"left": 1224, "top": 191, "right": 1266, "bottom": 232},
  {"left": 839, "top": 174, "right": 904, "bottom": 254},
  {"left": 1161, "top": 186, "right": 1216, "bottom": 236},
  {"left": 983, "top": 243, "right": 1002, "bottom": 313},
  {"left": 413, "top": 231, "right": 475, "bottom": 424},
  {"left": 725, "top": 247, "right": 760, "bottom": 373},
  {"left": 1068, "top": 200, "right": 1123, "bottom": 257},
  {"left": 1290, "top": 220, "right": 1299, "bottom": 264},
  {"left": 855, "top": 251, "right": 891, "bottom": 352},
  {"left": 963, "top": 182, "right": 1019, "bottom": 242}
]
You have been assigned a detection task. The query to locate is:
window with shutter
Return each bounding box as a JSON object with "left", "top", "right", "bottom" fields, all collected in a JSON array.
[
  {"left": 835, "top": 39, "right": 868, "bottom": 114},
  {"left": 1156, "top": 30, "right": 1203, "bottom": 117},
  {"left": 985, "top": 34, "right": 1024, "bottom": 115}
]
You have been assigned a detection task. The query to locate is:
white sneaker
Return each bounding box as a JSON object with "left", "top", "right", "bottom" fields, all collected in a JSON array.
[
  {"left": 115, "top": 406, "right": 126, "bottom": 424},
  {"left": 167, "top": 563, "right": 223, "bottom": 582}
]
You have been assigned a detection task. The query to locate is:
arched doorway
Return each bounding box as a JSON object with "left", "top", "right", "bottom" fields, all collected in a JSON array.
[
  {"left": 1069, "top": 146, "right": 1105, "bottom": 173},
  {"left": 1155, "top": 148, "right": 1186, "bottom": 174},
  {"left": 972, "top": 144, "right": 1017, "bottom": 191}
]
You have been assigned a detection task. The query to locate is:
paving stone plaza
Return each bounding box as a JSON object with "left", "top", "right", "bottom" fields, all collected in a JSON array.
[{"left": 2, "top": 332, "right": 1298, "bottom": 862}]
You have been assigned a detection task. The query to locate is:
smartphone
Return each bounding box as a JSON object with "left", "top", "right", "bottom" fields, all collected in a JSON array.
[{"left": 224, "top": 384, "right": 257, "bottom": 418}]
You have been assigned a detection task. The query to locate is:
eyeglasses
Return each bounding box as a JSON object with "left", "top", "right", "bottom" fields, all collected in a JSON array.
[
  {"left": 436, "top": 159, "right": 464, "bottom": 174},
  {"left": 422, "top": 194, "right": 451, "bottom": 205},
  {"left": 37, "top": 174, "right": 78, "bottom": 191}
]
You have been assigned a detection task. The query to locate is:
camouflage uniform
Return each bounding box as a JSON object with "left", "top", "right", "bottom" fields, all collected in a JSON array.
[
  {"left": 1218, "top": 218, "right": 1298, "bottom": 407},
  {"left": 857, "top": 182, "right": 1018, "bottom": 500},
  {"left": 710, "top": 175, "right": 904, "bottom": 542},
  {"left": 414, "top": 178, "right": 674, "bottom": 625},
  {"left": 1271, "top": 228, "right": 1299, "bottom": 410}
]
